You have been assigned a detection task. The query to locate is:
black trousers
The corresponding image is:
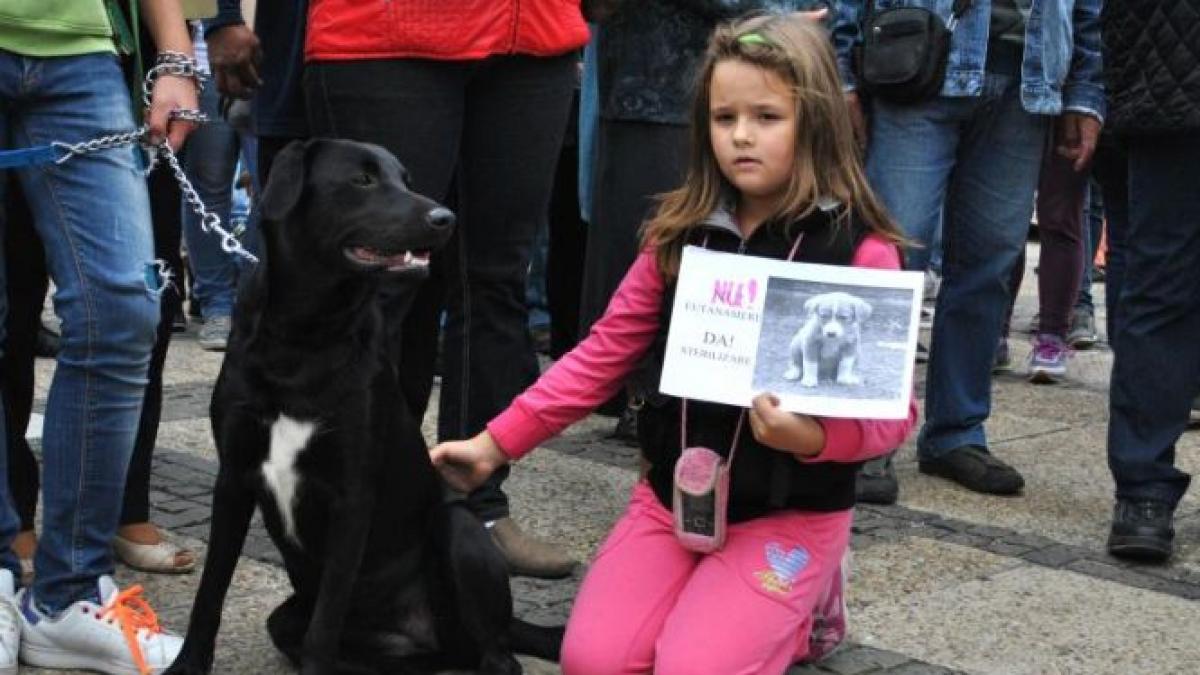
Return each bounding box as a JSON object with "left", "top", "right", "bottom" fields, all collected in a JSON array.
[
  {"left": 577, "top": 119, "right": 688, "bottom": 403},
  {"left": 1106, "top": 133, "right": 1199, "bottom": 507},
  {"left": 304, "top": 54, "right": 575, "bottom": 520}
]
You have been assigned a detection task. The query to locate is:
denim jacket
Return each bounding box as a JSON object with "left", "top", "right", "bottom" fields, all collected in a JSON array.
[{"left": 832, "top": 0, "right": 1105, "bottom": 120}]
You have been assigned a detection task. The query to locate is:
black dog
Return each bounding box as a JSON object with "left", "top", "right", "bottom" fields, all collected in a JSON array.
[{"left": 166, "top": 139, "right": 558, "bottom": 674}]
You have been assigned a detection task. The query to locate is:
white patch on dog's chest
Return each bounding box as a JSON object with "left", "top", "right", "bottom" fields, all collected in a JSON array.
[{"left": 263, "top": 415, "right": 316, "bottom": 544}]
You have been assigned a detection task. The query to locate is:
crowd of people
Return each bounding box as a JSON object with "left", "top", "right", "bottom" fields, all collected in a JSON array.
[{"left": 0, "top": 0, "right": 1196, "bottom": 674}]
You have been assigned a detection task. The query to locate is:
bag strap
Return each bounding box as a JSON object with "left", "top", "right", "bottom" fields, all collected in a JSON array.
[{"left": 678, "top": 229, "right": 807, "bottom": 468}]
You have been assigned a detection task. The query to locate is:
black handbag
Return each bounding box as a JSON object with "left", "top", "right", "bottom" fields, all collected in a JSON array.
[{"left": 855, "top": 0, "right": 973, "bottom": 104}]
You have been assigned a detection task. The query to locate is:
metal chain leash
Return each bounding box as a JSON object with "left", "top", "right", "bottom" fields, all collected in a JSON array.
[{"left": 51, "top": 51, "right": 259, "bottom": 265}]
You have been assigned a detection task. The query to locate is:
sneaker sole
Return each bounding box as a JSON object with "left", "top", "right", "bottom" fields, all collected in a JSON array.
[
  {"left": 1028, "top": 367, "right": 1066, "bottom": 384},
  {"left": 21, "top": 640, "right": 166, "bottom": 675},
  {"left": 1068, "top": 335, "right": 1098, "bottom": 350}
]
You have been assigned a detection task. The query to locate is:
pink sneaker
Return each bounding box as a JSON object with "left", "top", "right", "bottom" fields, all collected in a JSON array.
[{"left": 804, "top": 551, "right": 849, "bottom": 663}]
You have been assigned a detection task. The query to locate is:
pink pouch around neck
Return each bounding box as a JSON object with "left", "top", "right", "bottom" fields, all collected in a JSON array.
[{"left": 672, "top": 446, "right": 731, "bottom": 553}]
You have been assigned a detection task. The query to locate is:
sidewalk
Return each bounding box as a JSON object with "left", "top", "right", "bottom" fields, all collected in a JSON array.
[{"left": 21, "top": 241, "right": 1200, "bottom": 674}]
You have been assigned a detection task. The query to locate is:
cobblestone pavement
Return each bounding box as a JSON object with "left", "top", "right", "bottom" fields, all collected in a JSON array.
[{"left": 19, "top": 242, "right": 1200, "bottom": 674}]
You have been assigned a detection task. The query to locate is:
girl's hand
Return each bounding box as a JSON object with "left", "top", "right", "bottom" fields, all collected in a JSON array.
[
  {"left": 146, "top": 74, "right": 199, "bottom": 151},
  {"left": 749, "top": 393, "right": 825, "bottom": 458},
  {"left": 429, "top": 431, "right": 510, "bottom": 493}
]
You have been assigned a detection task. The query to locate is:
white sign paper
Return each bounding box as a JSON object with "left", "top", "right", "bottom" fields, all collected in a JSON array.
[{"left": 660, "top": 246, "right": 924, "bottom": 419}]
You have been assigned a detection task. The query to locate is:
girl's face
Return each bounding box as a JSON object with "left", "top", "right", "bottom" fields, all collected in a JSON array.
[{"left": 709, "top": 59, "right": 797, "bottom": 221}]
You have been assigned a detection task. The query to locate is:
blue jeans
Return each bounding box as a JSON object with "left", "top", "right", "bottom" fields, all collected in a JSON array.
[
  {"left": 181, "top": 82, "right": 256, "bottom": 319},
  {"left": 1106, "top": 133, "right": 1200, "bottom": 508},
  {"left": 0, "top": 51, "right": 160, "bottom": 611},
  {"left": 866, "top": 69, "right": 1049, "bottom": 459}
]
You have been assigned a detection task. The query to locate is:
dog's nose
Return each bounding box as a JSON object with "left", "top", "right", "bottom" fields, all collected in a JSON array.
[{"left": 426, "top": 207, "right": 455, "bottom": 230}]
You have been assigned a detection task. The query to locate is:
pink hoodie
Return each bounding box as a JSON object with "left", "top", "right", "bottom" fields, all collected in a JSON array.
[{"left": 488, "top": 234, "right": 918, "bottom": 462}]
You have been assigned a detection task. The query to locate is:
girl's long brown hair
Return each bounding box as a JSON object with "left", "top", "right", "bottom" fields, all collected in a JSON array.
[{"left": 642, "top": 14, "right": 905, "bottom": 277}]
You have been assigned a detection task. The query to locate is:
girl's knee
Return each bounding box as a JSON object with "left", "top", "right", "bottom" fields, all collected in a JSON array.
[{"left": 561, "top": 629, "right": 648, "bottom": 675}]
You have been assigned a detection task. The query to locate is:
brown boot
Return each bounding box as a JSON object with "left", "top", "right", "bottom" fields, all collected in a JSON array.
[{"left": 489, "top": 517, "right": 577, "bottom": 579}]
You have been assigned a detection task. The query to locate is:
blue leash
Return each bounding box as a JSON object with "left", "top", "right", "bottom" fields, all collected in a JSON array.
[{"left": 0, "top": 144, "right": 66, "bottom": 169}]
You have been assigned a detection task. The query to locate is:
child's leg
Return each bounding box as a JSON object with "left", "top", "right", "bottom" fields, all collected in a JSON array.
[
  {"left": 654, "top": 509, "right": 852, "bottom": 675},
  {"left": 561, "top": 482, "right": 698, "bottom": 675}
]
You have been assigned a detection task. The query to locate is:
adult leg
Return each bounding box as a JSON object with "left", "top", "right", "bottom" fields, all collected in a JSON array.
[
  {"left": 115, "top": 165, "right": 195, "bottom": 573},
  {"left": 438, "top": 53, "right": 575, "bottom": 515},
  {"left": 1106, "top": 134, "right": 1200, "bottom": 511},
  {"left": 3, "top": 179, "right": 45, "bottom": 535},
  {"left": 1033, "top": 151, "right": 1087, "bottom": 339},
  {"left": 1027, "top": 148, "right": 1088, "bottom": 382},
  {"left": 857, "top": 95, "right": 961, "bottom": 501},
  {"left": 14, "top": 53, "right": 160, "bottom": 611},
  {"left": 918, "top": 72, "right": 1047, "bottom": 475},
  {"left": 545, "top": 90, "right": 588, "bottom": 359},
  {"left": 655, "top": 509, "right": 852, "bottom": 674},
  {"left": 560, "top": 483, "right": 697, "bottom": 675},
  {"left": 1067, "top": 177, "right": 1103, "bottom": 348},
  {"left": 0, "top": 74, "right": 16, "bottom": 578},
  {"left": 181, "top": 83, "right": 241, "bottom": 324}
]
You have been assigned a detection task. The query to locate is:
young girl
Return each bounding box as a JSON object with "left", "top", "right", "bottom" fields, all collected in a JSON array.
[{"left": 431, "top": 14, "right": 916, "bottom": 674}]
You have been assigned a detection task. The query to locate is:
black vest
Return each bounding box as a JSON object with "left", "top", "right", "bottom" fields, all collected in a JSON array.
[{"left": 638, "top": 209, "right": 869, "bottom": 521}]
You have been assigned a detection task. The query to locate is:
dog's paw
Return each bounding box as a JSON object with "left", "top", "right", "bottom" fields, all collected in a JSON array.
[
  {"left": 837, "top": 374, "right": 862, "bottom": 386},
  {"left": 800, "top": 375, "right": 819, "bottom": 388},
  {"left": 783, "top": 366, "right": 802, "bottom": 381}
]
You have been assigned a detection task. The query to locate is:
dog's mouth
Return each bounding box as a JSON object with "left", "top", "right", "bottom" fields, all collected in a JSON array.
[{"left": 343, "top": 246, "right": 432, "bottom": 272}]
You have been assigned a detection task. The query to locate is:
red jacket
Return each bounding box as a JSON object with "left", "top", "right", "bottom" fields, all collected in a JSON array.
[{"left": 306, "top": 1, "right": 590, "bottom": 62}]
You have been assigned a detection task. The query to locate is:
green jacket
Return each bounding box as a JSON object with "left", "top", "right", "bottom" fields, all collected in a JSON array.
[{"left": 0, "top": 0, "right": 115, "bottom": 57}]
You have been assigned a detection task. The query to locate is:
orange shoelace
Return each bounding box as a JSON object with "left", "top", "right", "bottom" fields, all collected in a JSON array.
[{"left": 98, "top": 584, "right": 161, "bottom": 675}]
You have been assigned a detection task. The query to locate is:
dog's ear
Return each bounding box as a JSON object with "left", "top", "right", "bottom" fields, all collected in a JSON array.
[
  {"left": 854, "top": 297, "right": 873, "bottom": 322},
  {"left": 803, "top": 296, "right": 819, "bottom": 316},
  {"left": 258, "top": 140, "right": 310, "bottom": 223}
]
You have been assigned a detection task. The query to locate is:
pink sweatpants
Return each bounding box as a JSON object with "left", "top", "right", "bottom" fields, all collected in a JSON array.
[{"left": 561, "top": 481, "right": 852, "bottom": 675}]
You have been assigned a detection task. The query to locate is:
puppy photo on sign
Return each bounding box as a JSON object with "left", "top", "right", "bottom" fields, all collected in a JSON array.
[{"left": 752, "top": 278, "right": 915, "bottom": 404}]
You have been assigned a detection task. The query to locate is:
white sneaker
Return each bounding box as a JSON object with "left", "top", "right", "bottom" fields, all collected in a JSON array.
[
  {"left": 19, "top": 575, "right": 183, "bottom": 674},
  {"left": 0, "top": 569, "right": 19, "bottom": 675}
]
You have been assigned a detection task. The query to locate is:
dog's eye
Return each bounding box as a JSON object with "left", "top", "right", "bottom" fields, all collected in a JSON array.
[{"left": 350, "top": 172, "right": 376, "bottom": 188}]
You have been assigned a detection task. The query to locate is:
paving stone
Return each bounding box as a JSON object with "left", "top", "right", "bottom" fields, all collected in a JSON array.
[
  {"left": 1022, "top": 543, "right": 1083, "bottom": 568},
  {"left": 936, "top": 532, "right": 991, "bottom": 548},
  {"left": 983, "top": 540, "right": 1033, "bottom": 557}
]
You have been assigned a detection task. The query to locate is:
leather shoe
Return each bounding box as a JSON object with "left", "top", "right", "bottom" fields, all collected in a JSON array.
[
  {"left": 856, "top": 453, "right": 898, "bottom": 505},
  {"left": 490, "top": 516, "right": 577, "bottom": 579},
  {"left": 918, "top": 445, "right": 1024, "bottom": 495},
  {"left": 1107, "top": 499, "right": 1174, "bottom": 563}
]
